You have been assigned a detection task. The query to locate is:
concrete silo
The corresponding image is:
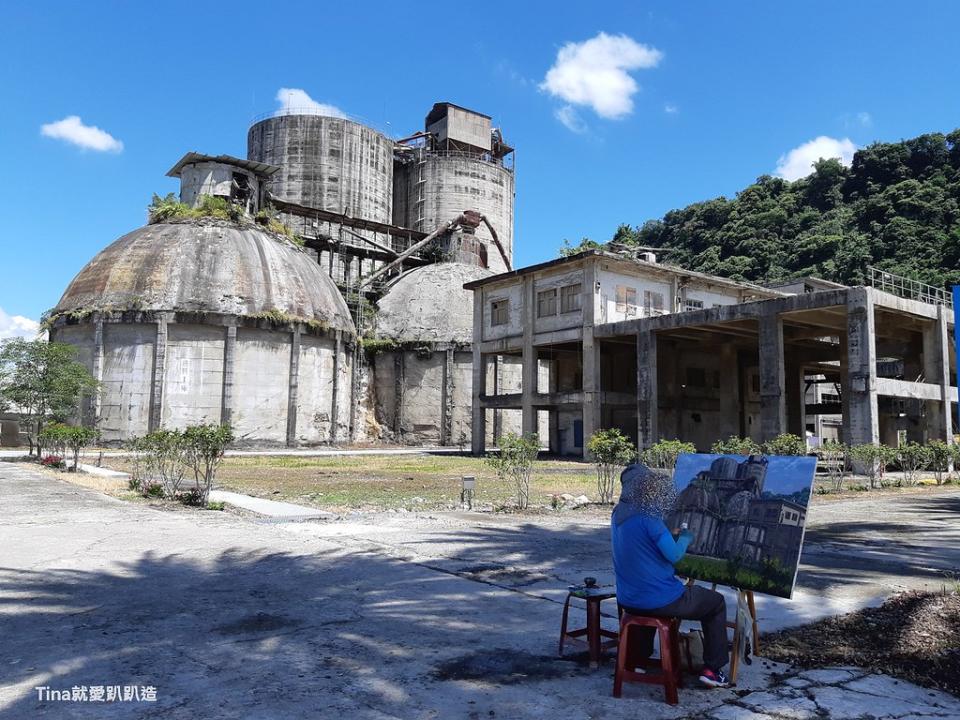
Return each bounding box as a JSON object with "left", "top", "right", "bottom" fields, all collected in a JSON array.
[
  {"left": 49, "top": 156, "right": 356, "bottom": 446},
  {"left": 393, "top": 103, "right": 515, "bottom": 273}
]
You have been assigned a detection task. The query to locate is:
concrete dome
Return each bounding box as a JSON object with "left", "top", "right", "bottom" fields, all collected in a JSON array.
[
  {"left": 376, "top": 262, "right": 492, "bottom": 343},
  {"left": 55, "top": 219, "right": 354, "bottom": 335}
]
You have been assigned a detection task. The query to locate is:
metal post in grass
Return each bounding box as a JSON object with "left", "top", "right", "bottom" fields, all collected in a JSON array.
[{"left": 461, "top": 476, "right": 476, "bottom": 510}]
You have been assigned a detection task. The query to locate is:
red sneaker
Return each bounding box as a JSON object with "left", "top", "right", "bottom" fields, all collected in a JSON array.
[{"left": 699, "top": 667, "right": 730, "bottom": 688}]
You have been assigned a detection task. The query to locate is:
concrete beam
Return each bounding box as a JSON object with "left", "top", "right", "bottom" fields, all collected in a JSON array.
[{"left": 875, "top": 377, "right": 943, "bottom": 401}]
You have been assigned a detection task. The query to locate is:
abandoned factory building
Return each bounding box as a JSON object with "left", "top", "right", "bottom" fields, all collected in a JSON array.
[{"left": 467, "top": 251, "right": 958, "bottom": 458}]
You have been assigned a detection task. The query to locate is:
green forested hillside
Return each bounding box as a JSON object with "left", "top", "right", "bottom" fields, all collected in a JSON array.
[{"left": 612, "top": 130, "right": 960, "bottom": 289}]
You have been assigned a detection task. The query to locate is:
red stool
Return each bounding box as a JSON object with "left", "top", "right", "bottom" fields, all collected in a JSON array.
[
  {"left": 558, "top": 589, "right": 619, "bottom": 668},
  {"left": 612, "top": 614, "right": 683, "bottom": 705}
]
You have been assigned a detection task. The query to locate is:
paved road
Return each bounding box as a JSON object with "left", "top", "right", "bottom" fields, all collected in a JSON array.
[{"left": 1, "top": 463, "right": 958, "bottom": 719}]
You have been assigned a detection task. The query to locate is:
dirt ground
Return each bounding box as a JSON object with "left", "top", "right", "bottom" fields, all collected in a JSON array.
[{"left": 763, "top": 590, "right": 960, "bottom": 695}]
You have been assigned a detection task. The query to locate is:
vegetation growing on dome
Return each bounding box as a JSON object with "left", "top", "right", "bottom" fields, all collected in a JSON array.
[{"left": 147, "top": 193, "right": 301, "bottom": 245}]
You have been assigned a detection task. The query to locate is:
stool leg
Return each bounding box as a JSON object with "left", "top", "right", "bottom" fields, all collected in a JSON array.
[
  {"left": 671, "top": 620, "right": 684, "bottom": 688},
  {"left": 613, "top": 618, "right": 628, "bottom": 698},
  {"left": 558, "top": 595, "right": 571, "bottom": 656},
  {"left": 587, "top": 598, "right": 601, "bottom": 668},
  {"left": 659, "top": 624, "right": 679, "bottom": 705}
]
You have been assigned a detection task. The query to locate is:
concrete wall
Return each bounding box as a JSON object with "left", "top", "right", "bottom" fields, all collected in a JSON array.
[
  {"left": 161, "top": 324, "right": 224, "bottom": 429},
  {"left": 597, "top": 268, "right": 672, "bottom": 324},
  {"left": 231, "top": 328, "right": 290, "bottom": 444},
  {"left": 480, "top": 282, "right": 524, "bottom": 342},
  {"left": 248, "top": 115, "right": 393, "bottom": 224},
  {"left": 295, "top": 334, "right": 350, "bottom": 444},
  {"left": 394, "top": 153, "right": 514, "bottom": 272},
  {"left": 533, "top": 269, "right": 584, "bottom": 334},
  {"left": 179, "top": 162, "right": 259, "bottom": 210},
  {"left": 100, "top": 324, "right": 155, "bottom": 442}
]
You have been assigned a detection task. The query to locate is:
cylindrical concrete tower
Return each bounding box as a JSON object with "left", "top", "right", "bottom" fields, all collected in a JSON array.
[
  {"left": 393, "top": 103, "right": 515, "bottom": 273},
  {"left": 247, "top": 113, "right": 394, "bottom": 223}
]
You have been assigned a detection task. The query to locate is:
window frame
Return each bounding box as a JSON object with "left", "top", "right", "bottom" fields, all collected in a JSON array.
[
  {"left": 490, "top": 298, "right": 509, "bottom": 327},
  {"left": 537, "top": 287, "right": 558, "bottom": 318},
  {"left": 560, "top": 283, "right": 582, "bottom": 314}
]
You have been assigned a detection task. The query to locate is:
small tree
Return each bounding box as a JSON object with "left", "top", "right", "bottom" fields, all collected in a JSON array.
[
  {"left": 140, "top": 429, "right": 190, "bottom": 497},
  {"left": 927, "top": 439, "right": 952, "bottom": 486},
  {"left": 38, "top": 422, "right": 69, "bottom": 462},
  {"left": 485, "top": 433, "right": 539, "bottom": 509},
  {"left": 763, "top": 433, "right": 807, "bottom": 456},
  {"left": 587, "top": 428, "right": 636, "bottom": 504},
  {"left": 64, "top": 425, "right": 98, "bottom": 472},
  {"left": 817, "top": 441, "right": 848, "bottom": 492},
  {"left": 895, "top": 441, "right": 929, "bottom": 486},
  {"left": 711, "top": 436, "right": 762, "bottom": 455},
  {"left": 0, "top": 339, "right": 98, "bottom": 456},
  {"left": 183, "top": 423, "right": 234, "bottom": 505},
  {"left": 640, "top": 439, "right": 696, "bottom": 473},
  {"left": 848, "top": 443, "right": 895, "bottom": 489}
]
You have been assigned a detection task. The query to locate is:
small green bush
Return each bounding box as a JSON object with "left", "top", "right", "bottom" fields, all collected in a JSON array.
[
  {"left": 927, "top": 439, "right": 952, "bottom": 485},
  {"left": 587, "top": 428, "right": 636, "bottom": 504},
  {"left": 848, "top": 444, "right": 896, "bottom": 489},
  {"left": 486, "top": 433, "right": 539, "bottom": 509},
  {"left": 763, "top": 433, "right": 807, "bottom": 456},
  {"left": 711, "top": 436, "right": 762, "bottom": 455},
  {"left": 640, "top": 439, "right": 695, "bottom": 471},
  {"left": 895, "top": 441, "right": 929, "bottom": 486}
]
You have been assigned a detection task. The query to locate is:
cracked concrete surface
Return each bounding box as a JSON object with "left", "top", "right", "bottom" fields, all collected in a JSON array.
[{"left": 1, "top": 463, "right": 958, "bottom": 719}]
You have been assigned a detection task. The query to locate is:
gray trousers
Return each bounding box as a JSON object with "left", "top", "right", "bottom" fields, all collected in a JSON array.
[{"left": 621, "top": 585, "right": 729, "bottom": 672}]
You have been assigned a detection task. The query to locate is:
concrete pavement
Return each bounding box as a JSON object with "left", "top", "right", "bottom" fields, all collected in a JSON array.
[{"left": 1, "top": 462, "right": 958, "bottom": 719}]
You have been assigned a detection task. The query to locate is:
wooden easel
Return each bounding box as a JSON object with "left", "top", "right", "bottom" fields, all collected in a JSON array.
[{"left": 686, "top": 579, "right": 760, "bottom": 684}]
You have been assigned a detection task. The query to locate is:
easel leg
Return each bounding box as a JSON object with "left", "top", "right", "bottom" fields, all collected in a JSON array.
[
  {"left": 746, "top": 590, "right": 760, "bottom": 655},
  {"left": 728, "top": 590, "right": 742, "bottom": 684}
]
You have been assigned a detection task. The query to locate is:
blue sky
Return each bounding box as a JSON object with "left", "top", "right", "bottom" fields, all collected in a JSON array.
[
  {"left": 2, "top": 1, "right": 959, "bottom": 334},
  {"left": 674, "top": 454, "right": 817, "bottom": 499}
]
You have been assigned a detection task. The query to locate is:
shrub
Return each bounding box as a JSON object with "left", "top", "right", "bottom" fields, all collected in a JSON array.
[
  {"left": 848, "top": 443, "right": 895, "bottom": 489},
  {"left": 63, "top": 425, "right": 98, "bottom": 471},
  {"left": 640, "top": 439, "right": 695, "bottom": 472},
  {"left": 587, "top": 428, "right": 636, "bottom": 504},
  {"left": 817, "top": 441, "right": 848, "bottom": 492},
  {"left": 895, "top": 441, "right": 930, "bottom": 486},
  {"left": 183, "top": 423, "right": 234, "bottom": 506},
  {"left": 485, "top": 433, "right": 539, "bottom": 509},
  {"left": 763, "top": 433, "right": 807, "bottom": 456},
  {"left": 711, "top": 436, "right": 762, "bottom": 455},
  {"left": 927, "top": 439, "right": 952, "bottom": 486},
  {"left": 40, "top": 454, "right": 66, "bottom": 470},
  {"left": 38, "top": 423, "right": 69, "bottom": 460}
]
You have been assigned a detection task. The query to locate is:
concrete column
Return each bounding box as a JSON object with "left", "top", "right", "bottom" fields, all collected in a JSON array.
[
  {"left": 442, "top": 348, "right": 455, "bottom": 446},
  {"left": 221, "top": 325, "right": 237, "bottom": 426},
  {"left": 393, "top": 352, "right": 405, "bottom": 440},
  {"left": 492, "top": 356, "right": 502, "bottom": 442},
  {"left": 149, "top": 314, "right": 168, "bottom": 433},
  {"left": 90, "top": 317, "right": 105, "bottom": 424},
  {"left": 582, "top": 262, "right": 601, "bottom": 455},
  {"left": 845, "top": 288, "right": 879, "bottom": 446},
  {"left": 331, "top": 330, "right": 342, "bottom": 444},
  {"left": 470, "top": 289, "right": 486, "bottom": 455},
  {"left": 718, "top": 343, "right": 739, "bottom": 440},
  {"left": 924, "top": 304, "right": 954, "bottom": 443},
  {"left": 785, "top": 360, "right": 805, "bottom": 437},
  {"left": 286, "top": 327, "right": 301, "bottom": 447},
  {"left": 758, "top": 313, "right": 786, "bottom": 441},
  {"left": 521, "top": 275, "right": 537, "bottom": 437},
  {"left": 636, "top": 328, "right": 658, "bottom": 449}
]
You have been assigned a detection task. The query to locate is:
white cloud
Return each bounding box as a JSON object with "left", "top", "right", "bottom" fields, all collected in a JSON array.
[
  {"left": 664, "top": 103, "right": 678, "bottom": 114},
  {"left": 554, "top": 105, "right": 587, "bottom": 133},
  {"left": 40, "top": 116, "right": 123, "bottom": 152},
  {"left": 0, "top": 308, "right": 40, "bottom": 341},
  {"left": 775, "top": 136, "right": 858, "bottom": 181},
  {"left": 275, "top": 88, "right": 347, "bottom": 118},
  {"left": 540, "top": 32, "right": 663, "bottom": 121}
]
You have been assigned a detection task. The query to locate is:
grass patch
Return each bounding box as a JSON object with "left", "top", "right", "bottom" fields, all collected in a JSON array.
[
  {"left": 106, "top": 453, "right": 596, "bottom": 511},
  {"left": 676, "top": 554, "right": 794, "bottom": 598}
]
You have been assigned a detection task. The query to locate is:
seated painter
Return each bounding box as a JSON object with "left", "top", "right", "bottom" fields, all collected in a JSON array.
[{"left": 611, "top": 463, "right": 730, "bottom": 688}]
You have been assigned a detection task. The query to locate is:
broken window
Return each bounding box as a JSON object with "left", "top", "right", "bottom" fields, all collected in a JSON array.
[
  {"left": 560, "top": 283, "right": 582, "bottom": 313},
  {"left": 491, "top": 299, "right": 509, "bottom": 326},
  {"left": 643, "top": 290, "right": 665, "bottom": 317},
  {"left": 615, "top": 285, "right": 637, "bottom": 314},
  {"left": 683, "top": 298, "right": 704, "bottom": 312},
  {"left": 537, "top": 288, "right": 558, "bottom": 317}
]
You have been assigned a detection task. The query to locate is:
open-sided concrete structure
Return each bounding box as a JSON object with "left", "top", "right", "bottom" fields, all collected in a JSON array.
[{"left": 467, "top": 251, "right": 957, "bottom": 457}]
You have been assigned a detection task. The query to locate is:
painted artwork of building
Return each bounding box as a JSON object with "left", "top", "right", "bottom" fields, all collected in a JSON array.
[{"left": 666, "top": 453, "right": 817, "bottom": 598}]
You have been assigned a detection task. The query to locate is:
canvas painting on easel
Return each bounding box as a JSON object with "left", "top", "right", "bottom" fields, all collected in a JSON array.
[{"left": 666, "top": 453, "right": 817, "bottom": 599}]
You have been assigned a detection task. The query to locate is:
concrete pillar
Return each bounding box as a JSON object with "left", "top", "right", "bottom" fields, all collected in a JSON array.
[
  {"left": 471, "top": 290, "right": 486, "bottom": 455},
  {"left": 718, "top": 343, "right": 739, "bottom": 441},
  {"left": 90, "top": 316, "right": 105, "bottom": 425},
  {"left": 394, "top": 352, "right": 405, "bottom": 441},
  {"left": 582, "top": 262, "right": 601, "bottom": 455},
  {"left": 221, "top": 325, "right": 237, "bottom": 426},
  {"left": 331, "top": 330, "right": 342, "bottom": 444},
  {"left": 785, "top": 361, "right": 805, "bottom": 437},
  {"left": 758, "top": 313, "right": 786, "bottom": 441},
  {"left": 924, "top": 304, "right": 953, "bottom": 443},
  {"left": 149, "top": 314, "right": 169, "bottom": 432},
  {"left": 521, "top": 275, "right": 536, "bottom": 437},
  {"left": 286, "top": 327, "right": 301, "bottom": 447},
  {"left": 492, "top": 356, "right": 502, "bottom": 442},
  {"left": 636, "top": 329, "right": 658, "bottom": 450},
  {"left": 845, "top": 288, "right": 879, "bottom": 446},
  {"left": 442, "top": 347, "right": 455, "bottom": 446}
]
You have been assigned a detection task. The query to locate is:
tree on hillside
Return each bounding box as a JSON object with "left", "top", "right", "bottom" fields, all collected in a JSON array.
[{"left": 0, "top": 339, "right": 98, "bottom": 455}]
